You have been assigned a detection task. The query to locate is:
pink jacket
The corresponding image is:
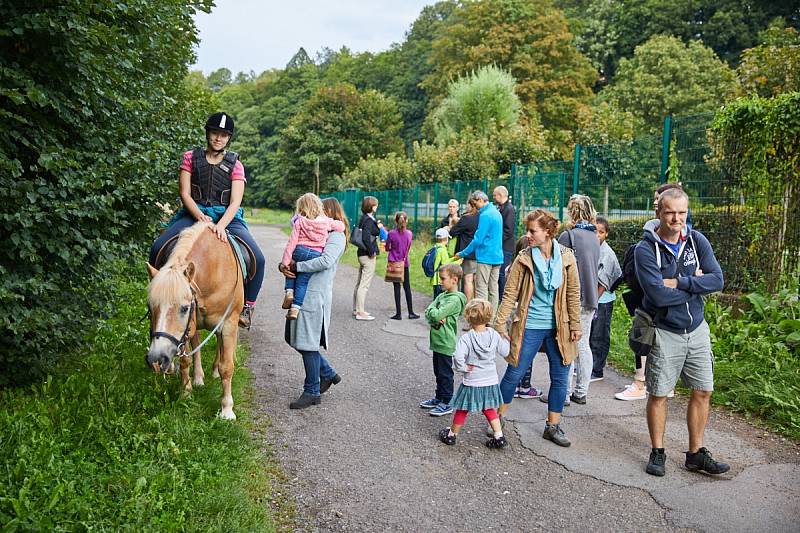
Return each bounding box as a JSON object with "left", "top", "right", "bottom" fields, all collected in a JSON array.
[{"left": 282, "top": 215, "right": 346, "bottom": 266}]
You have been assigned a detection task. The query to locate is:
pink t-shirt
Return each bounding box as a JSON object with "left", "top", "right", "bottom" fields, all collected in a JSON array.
[{"left": 180, "top": 150, "right": 246, "bottom": 182}]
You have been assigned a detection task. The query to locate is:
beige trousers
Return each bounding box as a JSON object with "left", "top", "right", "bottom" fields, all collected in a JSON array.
[
  {"left": 353, "top": 255, "right": 376, "bottom": 314},
  {"left": 475, "top": 263, "right": 501, "bottom": 310}
]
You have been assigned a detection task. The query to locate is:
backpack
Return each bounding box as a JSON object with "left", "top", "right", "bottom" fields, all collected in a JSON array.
[
  {"left": 421, "top": 246, "right": 438, "bottom": 278},
  {"left": 619, "top": 244, "right": 643, "bottom": 316}
]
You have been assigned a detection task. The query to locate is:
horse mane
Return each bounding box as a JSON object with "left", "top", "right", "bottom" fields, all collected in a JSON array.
[{"left": 148, "top": 222, "right": 209, "bottom": 307}]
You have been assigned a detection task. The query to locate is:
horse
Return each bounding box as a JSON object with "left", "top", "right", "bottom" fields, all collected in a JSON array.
[{"left": 145, "top": 221, "right": 244, "bottom": 420}]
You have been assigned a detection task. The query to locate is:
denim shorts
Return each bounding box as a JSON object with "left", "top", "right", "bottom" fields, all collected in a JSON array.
[{"left": 646, "top": 320, "right": 714, "bottom": 396}]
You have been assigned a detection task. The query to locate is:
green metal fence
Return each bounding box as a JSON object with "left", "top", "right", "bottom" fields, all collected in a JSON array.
[{"left": 324, "top": 113, "right": 799, "bottom": 293}]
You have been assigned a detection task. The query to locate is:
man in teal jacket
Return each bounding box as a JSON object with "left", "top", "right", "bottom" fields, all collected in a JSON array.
[{"left": 455, "top": 190, "right": 504, "bottom": 310}]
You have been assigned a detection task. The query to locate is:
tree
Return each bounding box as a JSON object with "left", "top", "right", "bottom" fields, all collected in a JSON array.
[
  {"left": 0, "top": 0, "right": 215, "bottom": 383},
  {"left": 560, "top": 0, "right": 800, "bottom": 80},
  {"left": 277, "top": 84, "right": 404, "bottom": 204},
  {"left": 428, "top": 65, "right": 521, "bottom": 145},
  {"left": 601, "top": 35, "right": 737, "bottom": 133},
  {"left": 737, "top": 25, "right": 800, "bottom": 98},
  {"left": 206, "top": 67, "right": 233, "bottom": 91},
  {"left": 423, "top": 0, "right": 597, "bottom": 141}
]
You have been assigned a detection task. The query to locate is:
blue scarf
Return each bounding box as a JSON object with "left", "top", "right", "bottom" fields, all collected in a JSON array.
[
  {"left": 531, "top": 241, "right": 562, "bottom": 290},
  {"left": 574, "top": 221, "right": 596, "bottom": 232}
]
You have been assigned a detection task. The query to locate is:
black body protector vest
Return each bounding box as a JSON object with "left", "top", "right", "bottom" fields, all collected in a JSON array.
[{"left": 190, "top": 148, "right": 240, "bottom": 207}]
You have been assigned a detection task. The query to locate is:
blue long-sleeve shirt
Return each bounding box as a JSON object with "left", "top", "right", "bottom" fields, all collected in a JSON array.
[
  {"left": 634, "top": 219, "right": 723, "bottom": 334},
  {"left": 458, "top": 203, "right": 504, "bottom": 265}
]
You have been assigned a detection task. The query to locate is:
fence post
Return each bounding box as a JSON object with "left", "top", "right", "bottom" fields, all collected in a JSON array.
[
  {"left": 345, "top": 187, "right": 359, "bottom": 230},
  {"left": 559, "top": 165, "right": 567, "bottom": 222},
  {"left": 660, "top": 115, "right": 672, "bottom": 184},
  {"left": 455, "top": 180, "right": 462, "bottom": 210},
  {"left": 572, "top": 144, "right": 581, "bottom": 195},
  {"left": 433, "top": 181, "right": 440, "bottom": 237},
  {"left": 483, "top": 176, "right": 489, "bottom": 195},
  {"left": 413, "top": 183, "right": 420, "bottom": 237}
]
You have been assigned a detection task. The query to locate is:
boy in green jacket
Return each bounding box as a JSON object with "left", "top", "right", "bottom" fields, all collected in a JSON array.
[
  {"left": 431, "top": 227, "right": 461, "bottom": 298},
  {"left": 421, "top": 263, "right": 467, "bottom": 417}
]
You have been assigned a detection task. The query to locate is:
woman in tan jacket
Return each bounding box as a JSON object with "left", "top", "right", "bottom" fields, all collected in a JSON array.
[{"left": 494, "top": 209, "right": 582, "bottom": 447}]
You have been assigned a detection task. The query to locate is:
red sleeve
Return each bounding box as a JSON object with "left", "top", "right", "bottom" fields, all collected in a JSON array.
[
  {"left": 180, "top": 150, "right": 192, "bottom": 173},
  {"left": 231, "top": 160, "right": 246, "bottom": 182}
]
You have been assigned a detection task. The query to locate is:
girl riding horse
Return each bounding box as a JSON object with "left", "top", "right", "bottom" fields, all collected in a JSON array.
[{"left": 149, "top": 112, "right": 265, "bottom": 328}]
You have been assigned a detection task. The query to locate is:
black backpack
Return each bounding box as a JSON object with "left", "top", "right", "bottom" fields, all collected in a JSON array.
[{"left": 617, "top": 244, "right": 643, "bottom": 316}]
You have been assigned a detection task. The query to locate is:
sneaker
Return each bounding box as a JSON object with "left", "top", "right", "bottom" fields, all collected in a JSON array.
[
  {"left": 419, "top": 398, "right": 439, "bottom": 409},
  {"left": 319, "top": 373, "right": 341, "bottom": 394},
  {"left": 408, "top": 312, "right": 420, "bottom": 319},
  {"left": 539, "top": 393, "right": 571, "bottom": 406},
  {"left": 685, "top": 447, "right": 730, "bottom": 475},
  {"left": 570, "top": 393, "right": 587, "bottom": 405},
  {"left": 281, "top": 290, "right": 294, "bottom": 309},
  {"left": 439, "top": 427, "right": 456, "bottom": 445},
  {"left": 485, "top": 435, "right": 507, "bottom": 449},
  {"left": 238, "top": 304, "right": 254, "bottom": 329},
  {"left": 590, "top": 374, "right": 604, "bottom": 382},
  {"left": 429, "top": 403, "right": 454, "bottom": 417},
  {"left": 286, "top": 307, "right": 299, "bottom": 320},
  {"left": 542, "top": 423, "right": 571, "bottom": 447},
  {"left": 389, "top": 314, "right": 402, "bottom": 320},
  {"left": 615, "top": 383, "right": 647, "bottom": 401},
  {"left": 517, "top": 387, "right": 543, "bottom": 399},
  {"left": 354, "top": 313, "right": 375, "bottom": 321},
  {"left": 646, "top": 448, "right": 667, "bottom": 476}
]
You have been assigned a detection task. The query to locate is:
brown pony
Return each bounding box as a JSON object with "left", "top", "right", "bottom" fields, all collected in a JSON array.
[{"left": 146, "top": 221, "right": 243, "bottom": 420}]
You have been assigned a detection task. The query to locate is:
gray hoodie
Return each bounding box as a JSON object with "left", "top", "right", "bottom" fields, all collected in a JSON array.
[{"left": 452, "top": 328, "right": 510, "bottom": 386}]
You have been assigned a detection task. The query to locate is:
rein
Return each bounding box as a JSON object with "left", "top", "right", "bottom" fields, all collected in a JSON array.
[{"left": 149, "top": 232, "right": 243, "bottom": 362}]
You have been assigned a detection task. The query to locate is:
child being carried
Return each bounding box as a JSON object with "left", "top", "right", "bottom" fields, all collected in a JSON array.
[{"left": 281, "top": 193, "right": 345, "bottom": 320}]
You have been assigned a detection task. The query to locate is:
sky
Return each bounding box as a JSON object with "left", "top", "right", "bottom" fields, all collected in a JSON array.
[{"left": 192, "top": 0, "right": 436, "bottom": 76}]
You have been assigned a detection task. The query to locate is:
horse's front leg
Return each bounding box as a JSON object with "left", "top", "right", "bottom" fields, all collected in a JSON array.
[
  {"left": 190, "top": 332, "right": 205, "bottom": 386},
  {"left": 180, "top": 355, "right": 192, "bottom": 396},
  {"left": 212, "top": 341, "right": 221, "bottom": 379},
  {"left": 217, "top": 325, "right": 237, "bottom": 420}
]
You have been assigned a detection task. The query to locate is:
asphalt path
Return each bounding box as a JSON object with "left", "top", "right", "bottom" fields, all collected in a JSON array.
[{"left": 246, "top": 225, "right": 799, "bottom": 532}]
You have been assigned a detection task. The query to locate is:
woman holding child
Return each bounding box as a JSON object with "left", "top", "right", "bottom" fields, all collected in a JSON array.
[
  {"left": 280, "top": 197, "right": 348, "bottom": 409},
  {"left": 494, "top": 209, "right": 582, "bottom": 447}
]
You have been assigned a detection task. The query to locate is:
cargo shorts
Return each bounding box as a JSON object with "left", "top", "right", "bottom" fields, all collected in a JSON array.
[{"left": 645, "top": 320, "right": 714, "bottom": 397}]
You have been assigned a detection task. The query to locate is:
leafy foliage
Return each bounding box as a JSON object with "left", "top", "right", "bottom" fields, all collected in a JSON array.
[
  {"left": 0, "top": 0, "right": 217, "bottom": 383},
  {"left": 428, "top": 65, "right": 521, "bottom": 145},
  {"left": 736, "top": 24, "right": 800, "bottom": 98},
  {"left": 423, "top": 0, "right": 597, "bottom": 139},
  {"left": 601, "top": 35, "right": 737, "bottom": 133},
  {"left": 276, "top": 84, "right": 404, "bottom": 204}
]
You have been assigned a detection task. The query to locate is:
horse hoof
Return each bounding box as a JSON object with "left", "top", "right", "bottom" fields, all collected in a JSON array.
[
  {"left": 193, "top": 378, "right": 205, "bottom": 387},
  {"left": 218, "top": 409, "right": 236, "bottom": 420}
]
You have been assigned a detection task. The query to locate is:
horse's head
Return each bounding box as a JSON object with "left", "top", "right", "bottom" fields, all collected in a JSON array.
[{"left": 146, "top": 262, "right": 197, "bottom": 374}]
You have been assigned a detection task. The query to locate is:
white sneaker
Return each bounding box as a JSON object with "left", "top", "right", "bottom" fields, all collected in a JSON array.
[{"left": 614, "top": 384, "right": 647, "bottom": 401}]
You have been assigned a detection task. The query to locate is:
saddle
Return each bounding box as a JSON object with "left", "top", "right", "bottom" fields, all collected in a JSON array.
[{"left": 153, "top": 232, "right": 256, "bottom": 283}]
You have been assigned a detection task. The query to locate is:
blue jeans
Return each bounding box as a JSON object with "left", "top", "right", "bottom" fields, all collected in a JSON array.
[
  {"left": 432, "top": 351, "right": 454, "bottom": 404},
  {"left": 590, "top": 301, "right": 614, "bottom": 377},
  {"left": 299, "top": 349, "right": 337, "bottom": 396},
  {"left": 284, "top": 245, "right": 321, "bottom": 308},
  {"left": 149, "top": 213, "right": 265, "bottom": 303},
  {"left": 499, "top": 329, "right": 571, "bottom": 413},
  {"left": 498, "top": 250, "right": 513, "bottom": 296}
]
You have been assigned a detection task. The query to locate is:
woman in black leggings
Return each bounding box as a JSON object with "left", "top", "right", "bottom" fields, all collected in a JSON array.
[{"left": 384, "top": 211, "right": 419, "bottom": 320}]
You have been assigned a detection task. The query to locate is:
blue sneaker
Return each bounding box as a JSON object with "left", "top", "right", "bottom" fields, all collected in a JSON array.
[
  {"left": 429, "top": 403, "right": 454, "bottom": 417},
  {"left": 419, "top": 398, "right": 439, "bottom": 409}
]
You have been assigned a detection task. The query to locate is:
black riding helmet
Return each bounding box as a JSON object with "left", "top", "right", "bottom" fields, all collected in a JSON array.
[{"left": 205, "top": 112, "right": 235, "bottom": 136}]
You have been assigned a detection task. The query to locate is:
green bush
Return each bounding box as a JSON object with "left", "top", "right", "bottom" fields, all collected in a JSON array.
[{"left": 0, "top": 1, "right": 216, "bottom": 384}]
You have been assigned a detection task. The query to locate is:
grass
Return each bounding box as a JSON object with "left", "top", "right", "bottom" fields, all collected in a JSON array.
[
  {"left": 244, "top": 207, "right": 293, "bottom": 227},
  {"left": 0, "top": 275, "right": 294, "bottom": 531}
]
